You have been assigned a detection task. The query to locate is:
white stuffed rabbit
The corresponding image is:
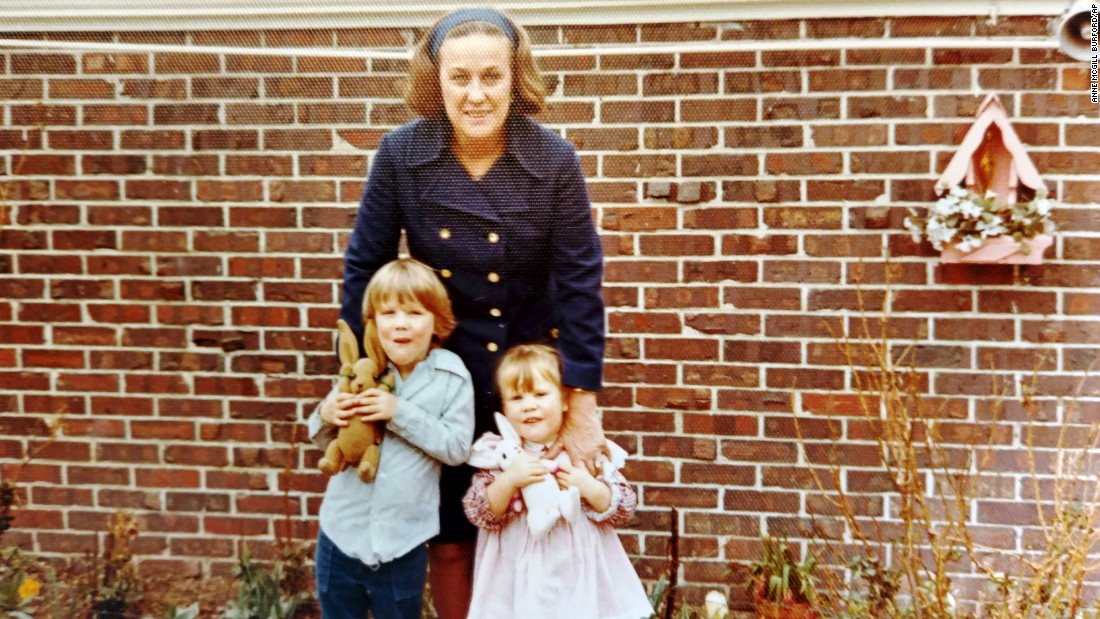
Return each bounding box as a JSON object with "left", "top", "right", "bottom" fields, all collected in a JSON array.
[{"left": 470, "top": 413, "right": 582, "bottom": 538}]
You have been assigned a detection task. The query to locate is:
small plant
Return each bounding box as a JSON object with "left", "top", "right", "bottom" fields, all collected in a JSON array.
[
  {"left": 220, "top": 545, "right": 302, "bottom": 619},
  {"left": 87, "top": 511, "right": 145, "bottom": 619},
  {"left": 0, "top": 547, "right": 43, "bottom": 618},
  {"left": 904, "top": 185, "right": 1056, "bottom": 253},
  {"left": 748, "top": 536, "right": 817, "bottom": 618}
]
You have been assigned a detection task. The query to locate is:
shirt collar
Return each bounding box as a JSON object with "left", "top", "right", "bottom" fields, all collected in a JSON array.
[
  {"left": 404, "top": 114, "right": 550, "bottom": 180},
  {"left": 387, "top": 347, "right": 468, "bottom": 388}
]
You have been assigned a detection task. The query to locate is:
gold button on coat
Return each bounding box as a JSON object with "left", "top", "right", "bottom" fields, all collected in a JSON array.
[
  {"left": 489, "top": 308, "right": 502, "bottom": 317},
  {"left": 439, "top": 228, "right": 451, "bottom": 239},
  {"left": 487, "top": 272, "right": 500, "bottom": 283},
  {"left": 487, "top": 232, "right": 500, "bottom": 243},
  {"left": 487, "top": 342, "right": 499, "bottom": 352},
  {"left": 440, "top": 269, "right": 452, "bottom": 278}
]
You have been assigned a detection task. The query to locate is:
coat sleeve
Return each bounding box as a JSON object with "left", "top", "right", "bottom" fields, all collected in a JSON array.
[
  {"left": 549, "top": 149, "right": 606, "bottom": 392},
  {"left": 387, "top": 368, "right": 475, "bottom": 467},
  {"left": 341, "top": 133, "right": 403, "bottom": 344}
]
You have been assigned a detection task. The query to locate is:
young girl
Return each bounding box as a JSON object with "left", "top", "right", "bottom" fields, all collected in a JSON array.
[
  {"left": 462, "top": 344, "right": 652, "bottom": 619},
  {"left": 309, "top": 258, "right": 474, "bottom": 619}
]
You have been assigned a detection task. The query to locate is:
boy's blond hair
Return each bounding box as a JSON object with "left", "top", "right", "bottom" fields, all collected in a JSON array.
[
  {"left": 495, "top": 344, "right": 563, "bottom": 398},
  {"left": 363, "top": 258, "right": 456, "bottom": 368}
]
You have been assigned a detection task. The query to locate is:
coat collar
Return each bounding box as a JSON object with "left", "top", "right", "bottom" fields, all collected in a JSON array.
[{"left": 404, "top": 114, "right": 550, "bottom": 180}]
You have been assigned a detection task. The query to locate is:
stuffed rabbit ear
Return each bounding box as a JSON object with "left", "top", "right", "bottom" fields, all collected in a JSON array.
[
  {"left": 336, "top": 319, "right": 359, "bottom": 366},
  {"left": 494, "top": 412, "right": 521, "bottom": 446}
]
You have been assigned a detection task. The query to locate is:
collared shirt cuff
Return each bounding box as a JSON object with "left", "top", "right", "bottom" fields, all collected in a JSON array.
[{"left": 561, "top": 356, "right": 602, "bottom": 392}]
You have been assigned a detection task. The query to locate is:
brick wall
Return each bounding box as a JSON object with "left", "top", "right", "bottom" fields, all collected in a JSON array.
[{"left": 2, "top": 13, "right": 1098, "bottom": 608}]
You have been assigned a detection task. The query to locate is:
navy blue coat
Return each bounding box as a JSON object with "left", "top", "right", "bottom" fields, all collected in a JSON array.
[{"left": 341, "top": 114, "right": 606, "bottom": 437}]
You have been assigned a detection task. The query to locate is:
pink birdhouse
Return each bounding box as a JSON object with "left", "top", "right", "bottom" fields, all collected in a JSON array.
[{"left": 935, "top": 94, "right": 1046, "bottom": 204}]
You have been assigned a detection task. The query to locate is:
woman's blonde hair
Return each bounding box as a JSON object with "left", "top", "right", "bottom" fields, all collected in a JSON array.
[
  {"left": 362, "top": 258, "right": 456, "bottom": 368},
  {"left": 495, "top": 344, "right": 563, "bottom": 398},
  {"left": 405, "top": 11, "right": 546, "bottom": 118}
]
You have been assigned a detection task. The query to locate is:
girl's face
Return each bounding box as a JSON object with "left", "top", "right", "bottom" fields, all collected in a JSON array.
[
  {"left": 374, "top": 297, "right": 435, "bottom": 379},
  {"left": 437, "top": 32, "right": 513, "bottom": 151},
  {"left": 501, "top": 373, "right": 565, "bottom": 445}
]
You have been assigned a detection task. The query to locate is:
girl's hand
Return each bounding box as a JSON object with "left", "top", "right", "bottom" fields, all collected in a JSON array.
[
  {"left": 501, "top": 452, "right": 549, "bottom": 491},
  {"left": 554, "top": 460, "right": 602, "bottom": 497},
  {"left": 356, "top": 388, "right": 399, "bottom": 422}
]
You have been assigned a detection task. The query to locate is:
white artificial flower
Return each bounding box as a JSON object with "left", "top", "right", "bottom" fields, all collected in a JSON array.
[
  {"left": 958, "top": 198, "right": 984, "bottom": 219},
  {"left": 956, "top": 237, "right": 981, "bottom": 252},
  {"left": 949, "top": 185, "right": 969, "bottom": 199},
  {"left": 977, "top": 218, "right": 1007, "bottom": 237},
  {"left": 1034, "top": 197, "right": 1052, "bottom": 217},
  {"left": 932, "top": 196, "right": 957, "bottom": 217},
  {"left": 704, "top": 591, "right": 729, "bottom": 619},
  {"left": 926, "top": 219, "right": 955, "bottom": 248},
  {"left": 903, "top": 217, "right": 923, "bottom": 243}
]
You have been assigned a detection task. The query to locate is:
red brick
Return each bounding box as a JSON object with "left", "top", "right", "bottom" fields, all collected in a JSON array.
[
  {"left": 726, "top": 70, "right": 800, "bottom": 94},
  {"left": 196, "top": 181, "right": 263, "bottom": 203},
  {"left": 55, "top": 179, "right": 118, "bottom": 200},
  {"left": 126, "top": 179, "right": 191, "bottom": 200},
  {"left": 681, "top": 99, "right": 755, "bottom": 122},
  {"left": 763, "top": 207, "right": 843, "bottom": 230},
  {"left": 144, "top": 153, "right": 212, "bottom": 178},
  {"left": 763, "top": 50, "right": 840, "bottom": 67},
  {"left": 645, "top": 485, "right": 718, "bottom": 508},
  {"left": 848, "top": 96, "right": 927, "bottom": 118},
  {"left": 600, "top": 101, "right": 675, "bottom": 124},
  {"left": 121, "top": 129, "right": 185, "bottom": 150},
  {"left": 644, "top": 338, "right": 719, "bottom": 361},
  {"left": 83, "top": 154, "right": 147, "bottom": 175},
  {"left": 763, "top": 97, "right": 840, "bottom": 120}
]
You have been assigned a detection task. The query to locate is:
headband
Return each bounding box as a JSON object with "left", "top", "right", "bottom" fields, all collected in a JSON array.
[{"left": 427, "top": 8, "right": 518, "bottom": 62}]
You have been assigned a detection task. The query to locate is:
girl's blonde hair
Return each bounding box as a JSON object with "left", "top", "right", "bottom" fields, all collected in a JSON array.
[
  {"left": 495, "top": 344, "right": 563, "bottom": 398},
  {"left": 362, "top": 258, "right": 456, "bottom": 369},
  {"left": 405, "top": 12, "right": 546, "bottom": 118}
]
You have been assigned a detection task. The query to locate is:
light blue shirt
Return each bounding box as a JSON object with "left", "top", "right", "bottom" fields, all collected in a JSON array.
[{"left": 308, "top": 348, "right": 474, "bottom": 566}]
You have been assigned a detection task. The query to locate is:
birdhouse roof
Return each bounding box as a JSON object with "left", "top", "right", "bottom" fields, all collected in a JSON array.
[{"left": 934, "top": 94, "right": 1045, "bottom": 196}]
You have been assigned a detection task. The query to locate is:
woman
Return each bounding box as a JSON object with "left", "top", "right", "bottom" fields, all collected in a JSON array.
[{"left": 338, "top": 8, "right": 609, "bottom": 618}]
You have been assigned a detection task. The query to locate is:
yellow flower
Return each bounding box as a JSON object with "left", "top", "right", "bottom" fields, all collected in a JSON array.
[{"left": 17, "top": 576, "right": 40, "bottom": 600}]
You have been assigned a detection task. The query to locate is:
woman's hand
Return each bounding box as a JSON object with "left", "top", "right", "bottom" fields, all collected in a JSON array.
[{"left": 549, "top": 389, "right": 609, "bottom": 475}]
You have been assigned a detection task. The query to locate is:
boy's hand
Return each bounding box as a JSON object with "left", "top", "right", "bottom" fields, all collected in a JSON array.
[
  {"left": 320, "top": 392, "right": 361, "bottom": 427},
  {"left": 501, "top": 452, "right": 549, "bottom": 491},
  {"left": 356, "top": 388, "right": 399, "bottom": 422}
]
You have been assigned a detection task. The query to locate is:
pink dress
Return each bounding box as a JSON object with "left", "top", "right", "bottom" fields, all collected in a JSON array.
[{"left": 462, "top": 435, "right": 653, "bottom": 619}]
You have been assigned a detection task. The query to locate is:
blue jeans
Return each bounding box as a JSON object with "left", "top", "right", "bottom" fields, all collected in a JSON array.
[{"left": 315, "top": 530, "right": 427, "bottom": 619}]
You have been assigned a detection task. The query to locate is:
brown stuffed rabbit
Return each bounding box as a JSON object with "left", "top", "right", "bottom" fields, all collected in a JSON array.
[{"left": 318, "top": 319, "right": 394, "bottom": 483}]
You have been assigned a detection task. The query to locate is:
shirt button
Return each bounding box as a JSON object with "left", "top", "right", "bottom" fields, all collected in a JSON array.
[
  {"left": 489, "top": 308, "right": 502, "bottom": 317},
  {"left": 487, "top": 342, "right": 499, "bottom": 352},
  {"left": 440, "top": 269, "right": 452, "bottom": 278},
  {"left": 439, "top": 228, "right": 451, "bottom": 240},
  {"left": 487, "top": 272, "right": 500, "bottom": 283},
  {"left": 487, "top": 232, "right": 500, "bottom": 243}
]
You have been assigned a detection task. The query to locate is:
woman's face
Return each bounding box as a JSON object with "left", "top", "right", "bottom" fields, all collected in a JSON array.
[{"left": 437, "top": 32, "right": 513, "bottom": 149}]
